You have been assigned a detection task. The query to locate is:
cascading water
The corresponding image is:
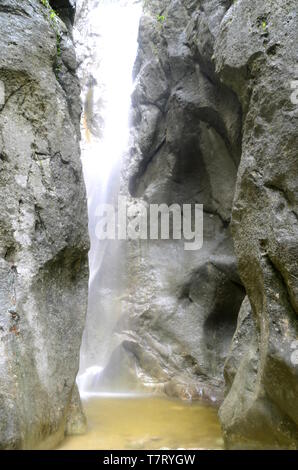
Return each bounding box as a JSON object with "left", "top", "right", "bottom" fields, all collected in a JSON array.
[{"left": 74, "top": 0, "right": 142, "bottom": 397}]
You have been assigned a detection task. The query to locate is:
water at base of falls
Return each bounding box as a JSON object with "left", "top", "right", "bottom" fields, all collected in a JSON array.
[
  {"left": 57, "top": 397, "right": 224, "bottom": 450},
  {"left": 76, "top": 365, "right": 150, "bottom": 399}
]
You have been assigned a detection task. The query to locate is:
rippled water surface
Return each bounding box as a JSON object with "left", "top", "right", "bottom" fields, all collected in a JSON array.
[{"left": 57, "top": 396, "right": 223, "bottom": 450}]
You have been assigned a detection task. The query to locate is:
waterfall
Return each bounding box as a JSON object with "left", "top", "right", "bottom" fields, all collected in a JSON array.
[{"left": 74, "top": 0, "right": 142, "bottom": 398}]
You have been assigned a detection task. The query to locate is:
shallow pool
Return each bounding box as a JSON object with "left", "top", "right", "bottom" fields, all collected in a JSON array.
[{"left": 57, "top": 395, "right": 224, "bottom": 450}]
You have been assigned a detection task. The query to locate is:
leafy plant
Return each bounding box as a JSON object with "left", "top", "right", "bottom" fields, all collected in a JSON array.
[
  {"left": 157, "top": 14, "right": 165, "bottom": 23},
  {"left": 39, "top": 0, "right": 59, "bottom": 33}
]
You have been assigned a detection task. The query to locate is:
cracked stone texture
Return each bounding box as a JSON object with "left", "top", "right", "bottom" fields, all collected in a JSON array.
[
  {"left": 214, "top": 0, "right": 298, "bottom": 449},
  {"left": 0, "top": 0, "right": 89, "bottom": 449}
]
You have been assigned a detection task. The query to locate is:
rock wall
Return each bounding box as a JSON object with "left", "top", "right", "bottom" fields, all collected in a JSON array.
[
  {"left": 93, "top": 0, "right": 245, "bottom": 403},
  {"left": 0, "top": 0, "right": 89, "bottom": 449},
  {"left": 214, "top": 0, "right": 298, "bottom": 449}
]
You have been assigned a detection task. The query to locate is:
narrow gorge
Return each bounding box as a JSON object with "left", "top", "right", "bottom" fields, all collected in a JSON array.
[{"left": 0, "top": 0, "right": 297, "bottom": 451}]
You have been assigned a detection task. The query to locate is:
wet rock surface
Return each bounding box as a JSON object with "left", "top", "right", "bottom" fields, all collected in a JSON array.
[
  {"left": 0, "top": 0, "right": 89, "bottom": 449},
  {"left": 214, "top": 0, "right": 298, "bottom": 449}
]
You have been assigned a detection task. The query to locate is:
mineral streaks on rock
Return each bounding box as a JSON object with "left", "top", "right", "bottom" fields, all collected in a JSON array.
[{"left": 0, "top": 0, "right": 89, "bottom": 449}]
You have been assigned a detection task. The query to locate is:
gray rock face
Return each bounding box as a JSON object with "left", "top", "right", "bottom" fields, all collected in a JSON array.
[
  {"left": 89, "top": 0, "right": 245, "bottom": 403},
  {"left": 214, "top": 0, "right": 298, "bottom": 449},
  {"left": 0, "top": 0, "right": 89, "bottom": 449}
]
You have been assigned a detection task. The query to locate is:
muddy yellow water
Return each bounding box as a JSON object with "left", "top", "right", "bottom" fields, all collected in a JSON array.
[{"left": 57, "top": 396, "right": 224, "bottom": 450}]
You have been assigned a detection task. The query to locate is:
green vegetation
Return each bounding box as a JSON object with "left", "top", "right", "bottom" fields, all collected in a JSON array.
[
  {"left": 39, "top": 0, "right": 62, "bottom": 78},
  {"left": 256, "top": 15, "right": 269, "bottom": 33},
  {"left": 157, "top": 14, "right": 166, "bottom": 23},
  {"left": 40, "top": 0, "right": 58, "bottom": 25}
]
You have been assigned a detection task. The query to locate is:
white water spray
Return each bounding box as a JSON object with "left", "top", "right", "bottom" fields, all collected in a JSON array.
[{"left": 74, "top": 0, "right": 142, "bottom": 397}]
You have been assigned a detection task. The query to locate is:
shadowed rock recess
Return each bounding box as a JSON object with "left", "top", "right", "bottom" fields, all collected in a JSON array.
[{"left": 0, "top": 0, "right": 89, "bottom": 449}]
